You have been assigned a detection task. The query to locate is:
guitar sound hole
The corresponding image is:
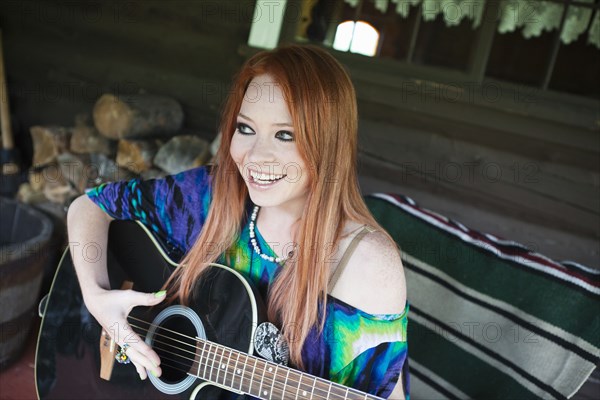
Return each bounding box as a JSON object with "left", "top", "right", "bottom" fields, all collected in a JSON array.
[{"left": 152, "top": 315, "right": 197, "bottom": 384}]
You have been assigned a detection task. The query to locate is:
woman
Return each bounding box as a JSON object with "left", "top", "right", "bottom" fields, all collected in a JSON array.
[{"left": 68, "top": 44, "right": 408, "bottom": 399}]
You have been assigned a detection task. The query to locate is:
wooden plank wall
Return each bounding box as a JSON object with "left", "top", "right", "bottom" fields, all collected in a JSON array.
[
  {"left": 0, "top": 0, "right": 254, "bottom": 162},
  {"left": 355, "top": 91, "right": 600, "bottom": 241},
  {"left": 0, "top": 0, "right": 598, "bottom": 248}
]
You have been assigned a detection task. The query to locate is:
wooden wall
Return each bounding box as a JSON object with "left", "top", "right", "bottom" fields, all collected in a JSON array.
[
  {"left": 1, "top": 0, "right": 598, "bottom": 255},
  {"left": 349, "top": 71, "right": 600, "bottom": 241},
  {"left": 0, "top": 0, "right": 254, "bottom": 163}
]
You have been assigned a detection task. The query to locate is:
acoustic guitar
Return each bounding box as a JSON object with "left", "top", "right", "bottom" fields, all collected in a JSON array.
[{"left": 35, "top": 220, "right": 384, "bottom": 399}]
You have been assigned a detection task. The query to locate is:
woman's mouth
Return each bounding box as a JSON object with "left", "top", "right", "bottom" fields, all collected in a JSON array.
[{"left": 248, "top": 170, "right": 286, "bottom": 188}]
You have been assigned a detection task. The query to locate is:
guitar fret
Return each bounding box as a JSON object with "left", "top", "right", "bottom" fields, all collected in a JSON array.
[
  {"left": 296, "top": 372, "right": 302, "bottom": 400},
  {"left": 240, "top": 353, "right": 249, "bottom": 392},
  {"left": 213, "top": 344, "right": 220, "bottom": 383},
  {"left": 283, "top": 368, "right": 290, "bottom": 399},
  {"left": 258, "top": 359, "right": 267, "bottom": 398},
  {"left": 222, "top": 346, "right": 228, "bottom": 384},
  {"left": 196, "top": 340, "right": 206, "bottom": 379},
  {"left": 269, "top": 364, "right": 278, "bottom": 400},
  {"left": 310, "top": 375, "right": 316, "bottom": 398},
  {"left": 297, "top": 372, "right": 313, "bottom": 398},
  {"left": 316, "top": 376, "right": 344, "bottom": 399},
  {"left": 202, "top": 340, "right": 210, "bottom": 379},
  {"left": 208, "top": 342, "right": 215, "bottom": 382},
  {"left": 250, "top": 357, "right": 258, "bottom": 396},
  {"left": 215, "top": 345, "right": 224, "bottom": 383},
  {"left": 223, "top": 347, "right": 232, "bottom": 385},
  {"left": 223, "top": 347, "right": 230, "bottom": 385},
  {"left": 232, "top": 350, "right": 241, "bottom": 389}
]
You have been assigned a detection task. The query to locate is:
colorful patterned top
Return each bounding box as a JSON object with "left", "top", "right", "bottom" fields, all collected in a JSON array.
[{"left": 86, "top": 166, "right": 409, "bottom": 398}]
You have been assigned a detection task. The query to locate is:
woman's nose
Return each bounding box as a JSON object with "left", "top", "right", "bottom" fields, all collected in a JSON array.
[{"left": 247, "top": 134, "right": 277, "bottom": 163}]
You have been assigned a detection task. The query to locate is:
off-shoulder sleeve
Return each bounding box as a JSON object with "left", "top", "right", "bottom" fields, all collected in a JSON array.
[
  {"left": 327, "top": 299, "right": 409, "bottom": 398},
  {"left": 85, "top": 166, "right": 212, "bottom": 254}
]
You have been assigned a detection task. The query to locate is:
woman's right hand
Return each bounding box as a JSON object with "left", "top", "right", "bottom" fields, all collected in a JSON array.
[
  {"left": 83, "top": 287, "right": 167, "bottom": 380},
  {"left": 67, "top": 195, "right": 167, "bottom": 380}
]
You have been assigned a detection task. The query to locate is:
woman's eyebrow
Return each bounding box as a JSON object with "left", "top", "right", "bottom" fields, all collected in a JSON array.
[{"left": 238, "top": 113, "right": 293, "bottom": 128}]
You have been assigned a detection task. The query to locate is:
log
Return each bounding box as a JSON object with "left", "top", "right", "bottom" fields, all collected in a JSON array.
[
  {"left": 70, "top": 114, "right": 115, "bottom": 156},
  {"left": 116, "top": 139, "right": 162, "bottom": 174},
  {"left": 17, "top": 183, "right": 46, "bottom": 204},
  {"left": 42, "top": 168, "right": 77, "bottom": 205},
  {"left": 140, "top": 168, "right": 167, "bottom": 180},
  {"left": 153, "top": 135, "right": 210, "bottom": 174},
  {"left": 28, "top": 170, "right": 46, "bottom": 192},
  {"left": 30, "top": 126, "right": 71, "bottom": 167},
  {"left": 57, "top": 152, "right": 90, "bottom": 194},
  {"left": 93, "top": 94, "right": 184, "bottom": 140},
  {"left": 88, "top": 153, "right": 137, "bottom": 185}
]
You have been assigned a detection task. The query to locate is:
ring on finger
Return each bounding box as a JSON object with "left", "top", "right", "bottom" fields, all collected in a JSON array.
[{"left": 115, "top": 343, "right": 132, "bottom": 364}]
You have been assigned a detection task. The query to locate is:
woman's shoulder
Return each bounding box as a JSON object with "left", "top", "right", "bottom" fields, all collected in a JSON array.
[{"left": 330, "top": 226, "right": 407, "bottom": 316}]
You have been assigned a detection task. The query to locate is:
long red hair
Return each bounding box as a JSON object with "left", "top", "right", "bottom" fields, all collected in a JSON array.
[{"left": 166, "top": 44, "right": 395, "bottom": 368}]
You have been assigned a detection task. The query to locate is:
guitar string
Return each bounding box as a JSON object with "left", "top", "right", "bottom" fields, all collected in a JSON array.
[
  {"left": 129, "top": 314, "right": 377, "bottom": 399},
  {"left": 129, "top": 322, "right": 354, "bottom": 400},
  {"left": 125, "top": 318, "right": 374, "bottom": 400},
  {"left": 132, "top": 315, "right": 381, "bottom": 400}
]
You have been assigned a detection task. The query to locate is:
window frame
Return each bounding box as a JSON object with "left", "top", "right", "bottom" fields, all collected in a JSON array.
[{"left": 275, "top": 0, "right": 599, "bottom": 116}]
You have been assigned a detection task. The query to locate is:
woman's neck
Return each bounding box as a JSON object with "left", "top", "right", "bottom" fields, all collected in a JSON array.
[{"left": 254, "top": 201, "right": 305, "bottom": 253}]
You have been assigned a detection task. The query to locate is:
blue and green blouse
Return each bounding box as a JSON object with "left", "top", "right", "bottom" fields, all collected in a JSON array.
[{"left": 87, "top": 166, "right": 409, "bottom": 398}]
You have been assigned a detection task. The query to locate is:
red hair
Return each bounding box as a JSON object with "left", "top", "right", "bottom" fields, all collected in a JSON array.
[{"left": 167, "top": 45, "right": 395, "bottom": 368}]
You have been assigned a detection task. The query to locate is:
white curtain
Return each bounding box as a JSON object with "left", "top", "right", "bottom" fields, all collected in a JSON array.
[{"left": 344, "top": 0, "right": 600, "bottom": 49}]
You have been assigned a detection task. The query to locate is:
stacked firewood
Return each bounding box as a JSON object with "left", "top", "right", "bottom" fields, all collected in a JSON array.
[{"left": 18, "top": 94, "right": 214, "bottom": 208}]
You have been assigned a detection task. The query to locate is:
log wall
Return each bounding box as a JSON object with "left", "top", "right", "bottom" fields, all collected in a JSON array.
[
  {"left": 0, "top": 0, "right": 254, "bottom": 162},
  {"left": 1, "top": 1, "right": 598, "bottom": 258}
]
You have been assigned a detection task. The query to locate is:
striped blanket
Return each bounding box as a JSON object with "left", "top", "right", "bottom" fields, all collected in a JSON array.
[{"left": 365, "top": 193, "right": 600, "bottom": 400}]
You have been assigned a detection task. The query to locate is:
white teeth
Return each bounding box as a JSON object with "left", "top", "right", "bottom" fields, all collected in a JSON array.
[{"left": 249, "top": 170, "right": 284, "bottom": 182}]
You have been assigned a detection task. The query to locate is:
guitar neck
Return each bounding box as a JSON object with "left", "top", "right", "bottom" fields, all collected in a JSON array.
[{"left": 190, "top": 338, "right": 383, "bottom": 400}]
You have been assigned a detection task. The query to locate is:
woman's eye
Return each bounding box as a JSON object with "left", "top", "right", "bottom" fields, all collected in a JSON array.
[
  {"left": 236, "top": 123, "right": 254, "bottom": 135},
  {"left": 276, "top": 130, "right": 294, "bottom": 142}
]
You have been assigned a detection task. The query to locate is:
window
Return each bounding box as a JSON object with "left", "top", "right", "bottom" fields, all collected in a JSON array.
[
  {"left": 332, "top": 20, "right": 380, "bottom": 56},
  {"left": 291, "top": 0, "right": 600, "bottom": 99}
]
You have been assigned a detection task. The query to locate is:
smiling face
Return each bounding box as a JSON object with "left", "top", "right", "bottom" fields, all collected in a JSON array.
[{"left": 229, "top": 74, "right": 311, "bottom": 214}]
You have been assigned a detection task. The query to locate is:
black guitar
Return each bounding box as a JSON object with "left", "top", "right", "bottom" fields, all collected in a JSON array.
[{"left": 35, "top": 220, "right": 384, "bottom": 400}]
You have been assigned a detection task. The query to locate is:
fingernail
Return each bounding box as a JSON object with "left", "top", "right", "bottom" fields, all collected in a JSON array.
[
  {"left": 151, "top": 370, "right": 159, "bottom": 377},
  {"left": 139, "top": 373, "right": 145, "bottom": 380},
  {"left": 154, "top": 290, "right": 166, "bottom": 298}
]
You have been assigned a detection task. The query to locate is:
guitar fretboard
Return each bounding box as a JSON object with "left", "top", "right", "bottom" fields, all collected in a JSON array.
[{"left": 190, "top": 338, "right": 384, "bottom": 400}]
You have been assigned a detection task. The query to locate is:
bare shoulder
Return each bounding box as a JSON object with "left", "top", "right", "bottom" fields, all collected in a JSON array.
[{"left": 330, "top": 229, "right": 407, "bottom": 315}]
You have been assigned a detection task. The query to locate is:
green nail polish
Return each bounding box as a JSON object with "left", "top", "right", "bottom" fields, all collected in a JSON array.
[
  {"left": 151, "top": 370, "right": 158, "bottom": 377},
  {"left": 154, "top": 290, "right": 166, "bottom": 297}
]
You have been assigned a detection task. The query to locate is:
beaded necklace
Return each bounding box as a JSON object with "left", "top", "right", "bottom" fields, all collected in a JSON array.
[{"left": 248, "top": 205, "right": 291, "bottom": 264}]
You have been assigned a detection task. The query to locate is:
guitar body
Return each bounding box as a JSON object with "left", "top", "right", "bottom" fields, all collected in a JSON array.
[{"left": 35, "top": 220, "right": 266, "bottom": 400}]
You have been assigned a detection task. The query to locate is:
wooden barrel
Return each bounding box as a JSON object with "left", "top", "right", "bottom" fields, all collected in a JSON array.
[{"left": 0, "top": 197, "right": 52, "bottom": 369}]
